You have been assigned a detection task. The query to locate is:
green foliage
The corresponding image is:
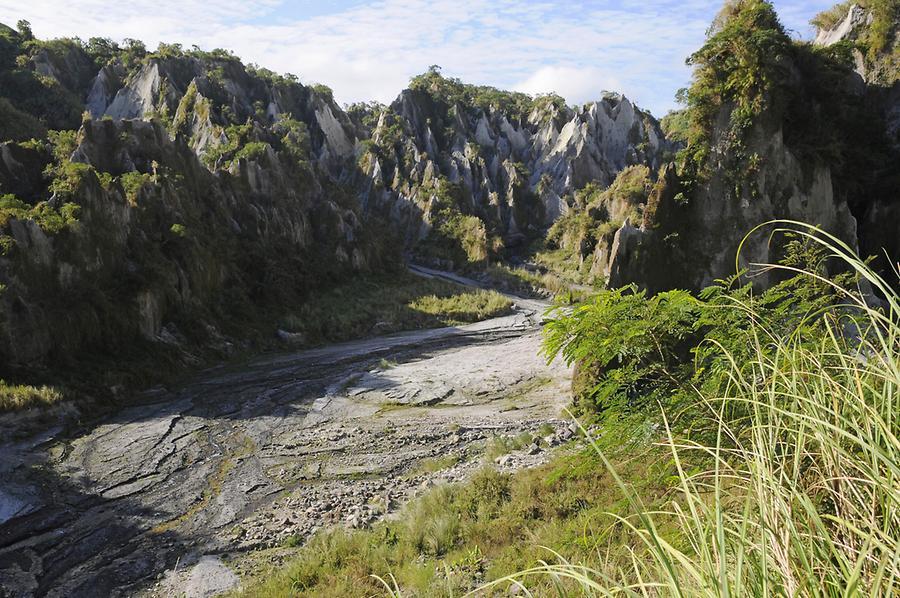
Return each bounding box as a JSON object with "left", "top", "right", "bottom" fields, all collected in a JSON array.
[
  {"left": 272, "top": 116, "right": 311, "bottom": 164},
  {"left": 543, "top": 233, "right": 863, "bottom": 415},
  {"left": 544, "top": 286, "right": 700, "bottom": 413},
  {"left": 0, "top": 193, "right": 80, "bottom": 234},
  {"left": 47, "top": 161, "right": 91, "bottom": 198},
  {"left": 408, "top": 66, "right": 564, "bottom": 126},
  {"left": 408, "top": 290, "right": 512, "bottom": 325},
  {"left": 660, "top": 107, "right": 690, "bottom": 143},
  {"left": 201, "top": 121, "right": 253, "bottom": 168},
  {"left": 232, "top": 141, "right": 270, "bottom": 163},
  {"left": 118, "top": 171, "right": 153, "bottom": 204},
  {"left": 310, "top": 83, "right": 335, "bottom": 104},
  {"left": 345, "top": 101, "right": 386, "bottom": 129},
  {"left": 0, "top": 380, "right": 63, "bottom": 412},
  {"left": 278, "top": 271, "right": 511, "bottom": 345},
  {"left": 46, "top": 129, "right": 77, "bottom": 161},
  {"left": 677, "top": 0, "right": 791, "bottom": 188}
]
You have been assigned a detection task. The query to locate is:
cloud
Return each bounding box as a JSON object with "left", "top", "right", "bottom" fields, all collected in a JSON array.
[
  {"left": 0, "top": 0, "right": 833, "bottom": 117},
  {"left": 513, "top": 66, "right": 624, "bottom": 105}
]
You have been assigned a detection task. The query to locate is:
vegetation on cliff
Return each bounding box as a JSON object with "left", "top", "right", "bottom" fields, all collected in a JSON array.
[
  {"left": 675, "top": 0, "right": 893, "bottom": 201},
  {"left": 813, "top": 0, "right": 900, "bottom": 56}
]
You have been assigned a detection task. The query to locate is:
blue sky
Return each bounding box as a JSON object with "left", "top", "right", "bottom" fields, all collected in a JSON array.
[{"left": 0, "top": 1, "right": 840, "bottom": 116}]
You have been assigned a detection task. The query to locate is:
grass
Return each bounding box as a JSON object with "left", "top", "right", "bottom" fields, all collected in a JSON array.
[
  {"left": 232, "top": 223, "right": 900, "bottom": 597},
  {"left": 483, "top": 263, "right": 578, "bottom": 300},
  {"left": 0, "top": 380, "right": 64, "bottom": 412},
  {"left": 409, "top": 290, "right": 513, "bottom": 325},
  {"left": 485, "top": 223, "right": 900, "bottom": 595},
  {"left": 279, "top": 271, "right": 512, "bottom": 345},
  {"left": 413, "top": 454, "right": 463, "bottom": 475},
  {"left": 230, "top": 424, "right": 678, "bottom": 598},
  {"left": 485, "top": 432, "right": 535, "bottom": 461}
]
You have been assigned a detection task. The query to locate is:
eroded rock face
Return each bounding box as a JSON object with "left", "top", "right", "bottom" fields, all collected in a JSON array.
[
  {"left": 811, "top": 2, "right": 900, "bottom": 277},
  {"left": 358, "top": 89, "right": 674, "bottom": 245},
  {"left": 815, "top": 4, "right": 874, "bottom": 47},
  {"left": 0, "top": 118, "right": 380, "bottom": 366},
  {"left": 602, "top": 119, "right": 863, "bottom": 292}
]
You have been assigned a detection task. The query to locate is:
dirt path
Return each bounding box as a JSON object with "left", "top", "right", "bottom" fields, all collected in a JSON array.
[{"left": 0, "top": 278, "right": 572, "bottom": 598}]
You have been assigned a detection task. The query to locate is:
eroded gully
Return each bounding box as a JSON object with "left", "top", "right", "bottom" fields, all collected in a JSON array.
[{"left": 0, "top": 269, "right": 572, "bottom": 597}]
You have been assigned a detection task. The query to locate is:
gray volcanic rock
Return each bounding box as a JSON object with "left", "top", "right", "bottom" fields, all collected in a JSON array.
[
  {"left": 358, "top": 86, "right": 674, "bottom": 246},
  {"left": 815, "top": 3, "right": 873, "bottom": 47},
  {"left": 0, "top": 115, "right": 381, "bottom": 366}
]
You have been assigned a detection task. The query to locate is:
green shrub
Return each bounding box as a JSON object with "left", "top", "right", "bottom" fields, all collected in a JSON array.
[
  {"left": 0, "top": 380, "right": 64, "bottom": 411},
  {"left": 119, "top": 171, "right": 153, "bottom": 204},
  {"left": 232, "top": 141, "right": 270, "bottom": 163},
  {"left": 496, "top": 223, "right": 900, "bottom": 597},
  {"left": 543, "top": 232, "right": 863, "bottom": 416},
  {"left": 408, "top": 290, "right": 512, "bottom": 324},
  {"left": 0, "top": 193, "right": 80, "bottom": 233}
]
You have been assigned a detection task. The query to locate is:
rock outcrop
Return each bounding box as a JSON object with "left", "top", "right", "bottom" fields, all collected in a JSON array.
[
  {"left": 593, "top": 1, "right": 899, "bottom": 293},
  {"left": 811, "top": 2, "right": 900, "bottom": 279},
  {"left": 358, "top": 81, "right": 674, "bottom": 252},
  {"left": 0, "top": 116, "right": 383, "bottom": 366}
]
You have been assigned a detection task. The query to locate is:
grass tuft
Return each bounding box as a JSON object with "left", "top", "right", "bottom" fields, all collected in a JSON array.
[{"left": 0, "top": 380, "right": 64, "bottom": 412}]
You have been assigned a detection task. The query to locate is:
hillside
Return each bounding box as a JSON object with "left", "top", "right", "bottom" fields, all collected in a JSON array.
[{"left": 0, "top": 2, "right": 897, "bottom": 595}]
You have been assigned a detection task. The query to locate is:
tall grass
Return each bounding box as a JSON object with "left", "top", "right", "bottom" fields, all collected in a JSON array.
[
  {"left": 483, "top": 223, "right": 900, "bottom": 596},
  {"left": 0, "top": 380, "right": 64, "bottom": 412}
]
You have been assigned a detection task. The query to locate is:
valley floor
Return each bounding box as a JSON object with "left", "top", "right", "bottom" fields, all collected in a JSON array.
[{"left": 0, "top": 279, "right": 571, "bottom": 597}]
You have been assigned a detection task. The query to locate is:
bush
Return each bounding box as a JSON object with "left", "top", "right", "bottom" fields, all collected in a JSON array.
[
  {"left": 516, "top": 223, "right": 900, "bottom": 596},
  {"left": 543, "top": 231, "right": 863, "bottom": 416},
  {"left": 0, "top": 193, "right": 80, "bottom": 233},
  {"left": 0, "top": 380, "right": 64, "bottom": 411}
]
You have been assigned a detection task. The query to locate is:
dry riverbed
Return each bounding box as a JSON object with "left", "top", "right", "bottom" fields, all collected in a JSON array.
[{"left": 0, "top": 281, "right": 571, "bottom": 598}]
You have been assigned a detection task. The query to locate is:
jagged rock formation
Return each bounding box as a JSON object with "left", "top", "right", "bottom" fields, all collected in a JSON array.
[
  {"left": 595, "top": 0, "right": 899, "bottom": 292},
  {"left": 0, "top": 32, "right": 671, "bottom": 369},
  {"left": 0, "top": 0, "right": 897, "bottom": 370},
  {"left": 0, "top": 37, "right": 395, "bottom": 367},
  {"left": 0, "top": 117, "right": 385, "bottom": 366},
  {"left": 357, "top": 78, "right": 673, "bottom": 253},
  {"left": 811, "top": 1, "right": 900, "bottom": 279}
]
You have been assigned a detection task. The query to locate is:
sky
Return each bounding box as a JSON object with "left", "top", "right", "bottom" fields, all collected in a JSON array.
[{"left": 0, "top": 1, "right": 840, "bottom": 117}]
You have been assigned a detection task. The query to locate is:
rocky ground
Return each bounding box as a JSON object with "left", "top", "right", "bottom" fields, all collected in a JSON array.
[{"left": 0, "top": 276, "right": 572, "bottom": 598}]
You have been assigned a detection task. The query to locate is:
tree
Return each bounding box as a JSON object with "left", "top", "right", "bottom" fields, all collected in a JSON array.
[{"left": 16, "top": 20, "right": 33, "bottom": 41}]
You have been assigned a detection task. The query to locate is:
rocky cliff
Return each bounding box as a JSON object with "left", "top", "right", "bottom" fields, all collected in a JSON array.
[
  {"left": 0, "top": 29, "right": 672, "bottom": 372},
  {"left": 0, "top": 34, "right": 394, "bottom": 371},
  {"left": 589, "top": 0, "right": 899, "bottom": 292},
  {"left": 354, "top": 70, "right": 673, "bottom": 263},
  {"left": 0, "top": 0, "right": 897, "bottom": 375},
  {"left": 812, "top": 1, "right": 900, "bottom": 272}
]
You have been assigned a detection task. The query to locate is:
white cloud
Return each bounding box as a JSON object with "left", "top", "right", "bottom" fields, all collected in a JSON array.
[
  {"left": 0, "top": 0, "right": 833, "bottom": 117},
  {"left": 513, "top": 66, "right": 624, "bottom": 106}
]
